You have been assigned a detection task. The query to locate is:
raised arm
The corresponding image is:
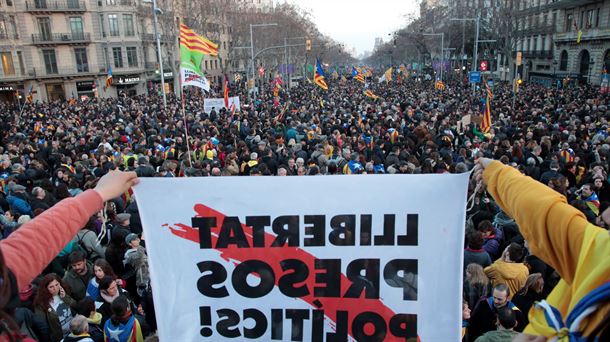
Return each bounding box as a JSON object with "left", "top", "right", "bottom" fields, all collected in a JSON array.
[
  {"left": 0, "top": 171, "right": 138, "bottom": 290},
  {"left": 480, "top": 159, "right": 591, "bottom": 285}
]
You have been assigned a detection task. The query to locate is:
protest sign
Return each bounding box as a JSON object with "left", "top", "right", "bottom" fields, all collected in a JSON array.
[
  {"left": 135, "top": 174, "right": 469, "bottom": 341},
  {"left": 203, "top": 96, "right": 241, "bottom": 113}
]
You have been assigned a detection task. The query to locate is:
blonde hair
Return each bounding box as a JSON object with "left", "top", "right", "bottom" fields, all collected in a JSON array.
[
  {"left": 520, "top": 273, "right": 544, "bottom": 296},
  {"left": 466, "top": 263, "right": 489, "bottom": 287}
]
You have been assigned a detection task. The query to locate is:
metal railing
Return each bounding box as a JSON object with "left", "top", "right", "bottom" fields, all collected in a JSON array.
[
  {"left": 0, "top": 32, "right": 19, "bottom": 40},
  {"left": 141, "top": 33, "right": 173, "bottom": 42},
  {"left": 25, "top": 0, "right": 86, "bottom": 11},
  {"left": 31, "top": 32, "right": 91, "bottom": 44}
]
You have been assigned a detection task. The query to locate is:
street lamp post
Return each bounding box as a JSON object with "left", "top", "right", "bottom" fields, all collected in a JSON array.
[
  {"left": 250, "top": 23, "right": 278, "bottom": 100},
  {"left": 152, "top": 0, "right": 166, "bottom": 107},
  {"left": 423, "top": 32, "right": 444, "bottom": 81},
  {"left": 450, "top": 15, "right": 480, "bottom": 92},
  {"left": 552, "top": 60, "right": 558, "bottom": 88}
]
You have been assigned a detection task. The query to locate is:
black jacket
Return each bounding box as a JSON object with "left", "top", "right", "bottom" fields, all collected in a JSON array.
[{"left": 469, "top": 297, "right": 526, "bottom": 341}]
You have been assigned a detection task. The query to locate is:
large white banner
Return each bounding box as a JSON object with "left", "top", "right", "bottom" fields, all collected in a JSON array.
[
  {"left": 203, "top": 96, "right": 241, "bottom": 113},
  {"left": 134, "top": 174, "right": 469, "bottom": 341}
]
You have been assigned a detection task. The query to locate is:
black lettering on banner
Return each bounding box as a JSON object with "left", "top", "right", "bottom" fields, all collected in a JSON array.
[
  {"left": 216, "top": 308, "right": 241, "bottom": 338},
  {"left": 314, "top": 259, "right": 341, "bottom": 297},
  {"left": 232, "top": 260, "right": 275, "bottom": 298},
  {"left": 278, "top": 259, "right": 310, "bottom": 298},
  {"left": 246, "top": 216, "right": 270, "bottom": 247},
  {"left": 374, "top": 214, "right": 396, "bottom": 245},
  {"left": 352, "top": 311, "right": 387, "bottom": 342},
  {"left": 344, "top": 259, "right": 380, "bottom": 299},
  {"left": 329, "top": 215, "right": 356, "bottom": 246},
  {"left": 397, "top": 214, "right": 419, "bottom": 246},
  {"left": 271, "top": 309, "right": 283, "bottom": 340},
  {"left": 390, "top": 313, "right": 418, "bottom": 339},
  {"left": 192, "top": 217, "right": 215, "bottom": 249},
  {"left": 326, "top": 310, "right": 348, "bottom": 342},
  {"left": 197, "top": 261, "right": 228, "bottom": 298},
  {"left": 303, "top": 215, "right": 325, "bottom": 246},
  {"left": 271, "top": 216, "right": 300, "bottom": 247},
  {"left": 360, "top": 214, "right": 372, "bottom": 245},
  {"left": 384, "top": 259, "right": 418, "bottom": 301},
  {"left": 199, "top": 306, "right": 213, "bottom": 337},
  {"left": 243, "top": 308, "right": 267, "bottom": 339},
  {"left": 217, "top": 216, "right": 249, "bottom": 248},
  {"left": 311, "top": 309, "right": 325, "bottom": 342},
  {"left": 285, "top": 309, "right": 310, "bottom": 341}
]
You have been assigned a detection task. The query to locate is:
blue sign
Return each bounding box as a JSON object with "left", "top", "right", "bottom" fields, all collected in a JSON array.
[{"left": 469, "top": 71, "right": 481, "bottom": 83}]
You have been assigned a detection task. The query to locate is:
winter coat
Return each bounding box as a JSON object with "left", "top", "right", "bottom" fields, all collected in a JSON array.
[
  {"left": 63, "top": 261, "right": 94, "bottom": 301},
  {"left": 34, "top": 295, "right": 76, "bottom": 342},
  {"left": 484, "top": 260, "right": 529, "bottom": 299},
  {"left": 7, "top": 194, "right": 33, "bottom": 216}
]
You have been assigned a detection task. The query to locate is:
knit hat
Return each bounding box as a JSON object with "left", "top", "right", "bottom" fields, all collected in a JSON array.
[{"left": 125, "top": 233, "right": 139, "bottom": 245}]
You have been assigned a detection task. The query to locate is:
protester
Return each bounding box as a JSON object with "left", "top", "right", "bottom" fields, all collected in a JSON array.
[
  {"left": 474, "top": 306, "right": 520, "bottom": 342},
  {"left": 512, "top": 273, "right": 545, "bottom": 327},
  {"left": 477, "top": 157, "right": 610, "bottom": 340},
  {"left": 33, "top": 273, "right": 76, "bottom": 342},
  {"left": 468, "top": 284, "right": 525, "bottom": 341},
  {"left": 484, "top": 243, "right": 529, "bottom": 298},
  {"left": 63, "top": 251, "right": 94, "bottom": 302}
]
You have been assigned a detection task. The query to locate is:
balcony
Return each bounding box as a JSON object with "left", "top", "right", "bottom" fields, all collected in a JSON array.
[
  {"left": 547, "top": 0, "right": 602, "bottom": 11},
  {"left": 0, "top": 32, "right": 19, "bottom": 40},
  {"left": 517, "top": 24, "right": 555, "bottom": 36},
  {"left": 31, "top": 32, "right": 91, "bottom": 45},
  {"left": 28, "top": 66, "right": 98, "bottom": 79},
  {"left": 522, "top": 50, "right": 554, "bottom": 59},
  {"left": 554, "top": 27, "right": 610, "bottom": 44},
  {"left": 107, "top": 0, "right": 136, "bottom": 6},
  {"left": 25, "top": 1, "right": 86, "bottom": 13},
  {"left": 141, "top": 33, "right": 174, "bottom": 43}
]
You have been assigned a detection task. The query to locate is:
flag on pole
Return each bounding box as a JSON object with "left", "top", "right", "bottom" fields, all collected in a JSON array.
[
  {"left": 223, "top": 75, "right": 229, "bottom": 107},
  {"left": 480, "top": 83, "right": 492, "bottom": 133},
  {"left": 179, "top": 23, "right": 218, "bottom": 56},
  {"left": 314, "top": 58, "right": 328, "bottom": 90},
  {"left": 104, "top": 67, "right": 113, "bottom": 90},
  {"left": 352, "top": 67, "right": 365, "bottom": 83},
  {"left": 573, "top": 19, "right": 583, "bottom": 44},
  {"left": 26, "top": 86, "right": 33, "bottom": 103},
  {"left": 364, "top": 89, "right": 379, "bottom": 100},
  {"left": 179, "top": 23, "right": 215, "bottom": 92},
  {"left": 379, "top": 67, "right": 393, "bottom": 83},
  {"left": 435, "top": 80, "right": 446, "bottom": 90}
]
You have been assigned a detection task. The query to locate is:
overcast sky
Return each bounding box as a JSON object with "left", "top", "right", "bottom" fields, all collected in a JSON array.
[{"left": 283, "top": 0, "right": 419, "bottom": 56}]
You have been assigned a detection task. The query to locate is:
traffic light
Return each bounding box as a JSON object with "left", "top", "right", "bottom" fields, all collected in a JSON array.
[{"left": 306, "top": 39, "right": 312, "bottom": 51}]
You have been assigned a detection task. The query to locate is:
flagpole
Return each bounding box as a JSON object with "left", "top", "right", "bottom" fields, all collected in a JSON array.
[{"left": 178, "top": 20, "right": 193, "bottom": 169}]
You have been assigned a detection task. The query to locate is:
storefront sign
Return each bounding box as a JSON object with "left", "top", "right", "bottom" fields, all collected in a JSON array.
[
  {"left": 0, "top": 85, "right": 15, "bottom": 91},
  {"left": 117, "top": 76, "right": 141, "bottom": 85}
]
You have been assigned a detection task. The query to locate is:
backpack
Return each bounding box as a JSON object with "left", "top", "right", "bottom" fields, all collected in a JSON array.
[{"left": 75, "top": 230, "right": 97, "bottom": 260}]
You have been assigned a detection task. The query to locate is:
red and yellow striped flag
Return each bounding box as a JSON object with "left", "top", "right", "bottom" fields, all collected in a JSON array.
[
  {"left": 481, "top": 84, "right": 492, "bottom": 133},
  {"left": 180, "top": 23, "right": 218, "bottom": 56}
]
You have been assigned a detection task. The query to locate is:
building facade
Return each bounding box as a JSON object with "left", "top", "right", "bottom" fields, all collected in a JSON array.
[{"left": 0, "top": 0, "right": 233, "bottom": 103}]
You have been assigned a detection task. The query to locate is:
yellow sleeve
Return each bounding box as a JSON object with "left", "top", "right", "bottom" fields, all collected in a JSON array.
[
  {"left": 484, "top": 263, "right": 498, "bottom": 282},
  {"left": 483, "top": 161, "right": 587, "bottom": 285}
]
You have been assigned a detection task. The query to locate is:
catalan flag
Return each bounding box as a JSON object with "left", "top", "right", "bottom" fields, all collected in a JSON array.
[
  {"left": 352, "top": 67, "right": 365, "bottom": 83},
  {"left": 435, "top": 80, "right": 445, "bottom": 90},
  {"left": 179, "top": 23, "right": 218, "bottom": 57},
  {"left": 223, "top": 74, "right": 229, "bottom": 107},
  {"left": 364, "top": 89, "right": 379, "bottom": 100},
  {"left": 26, "top": 85, "right": 33, "bottom": 103},
  {"left": 314, "top": 58, "right": 328, "bottom": 90},
  {"left": 480, "top": 83, "right": 492, "bottom": 133},
  {"left": 104, "top": 67, "right": 113, "bottom": 90}
]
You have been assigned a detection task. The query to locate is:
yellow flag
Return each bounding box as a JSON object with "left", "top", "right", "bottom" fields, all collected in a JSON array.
[
  {"left": 384, "top": 67, "right": 393, "bottom": 82},
  {"left": 577, "top": 30, "right": 583, "bottom": 44}
]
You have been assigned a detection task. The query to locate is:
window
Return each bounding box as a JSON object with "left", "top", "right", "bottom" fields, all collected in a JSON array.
[
  {"left": 70, "top": 17, "right": 84, "bottom": 39},
  {"left": 75, "top": 48, "right": 88, "bottom": 72},
  {"left": 0, "top": 19, "right": 6, "bottom": 38},
  {"left": 43, "top": 49, "right": 58, "bottom": 74},
  {"left": 126, "top": 47, "right": 137, "bottom": 67},
  {"left": 586, "top": 10, "right": 594, "bottom": 28},
  {"left": 37, "top": 17, "right": 52, "bottom": 40},
  {"left": 99, "top": 14, "right": 106, "bottom": 37},
  {"left": 16, "top": 51, "right": 24, "bottom": 75},
  {"left": 1, "top": 52, "right": 15, "bottom": 75},
  {"left": 108, "top": 14, "right": 119, "bottom": 36},
  {"left": 215, "top": 60, "right": 218, "bottom": 69},
  {"left": 565, "top": 13, "right": 573, "bottom": 32},
  {"left": 113, "top": 47, "right": 123, "bottom": 68},
  {"left": 559, "top": 50, "right": 568, "bottom": 71},
  {"left": 106, "top": 0, "right": 117, "bottom": 4},
  {"left": 204, "top": 60, "right": 208, "bottom": 69},
  {"left": 596, "top": 8, "right": 600, "bottom": 27},
  {"left": 8, "top": 16, "right": 16, "bottom": 38},
  {"left": 123, "top": 14, "right": 134, "bottom": 36}
]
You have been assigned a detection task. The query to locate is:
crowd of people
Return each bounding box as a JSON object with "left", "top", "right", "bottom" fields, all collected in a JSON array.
[{"left": 0, "top": 72, "right": 609, "bottom": 341}]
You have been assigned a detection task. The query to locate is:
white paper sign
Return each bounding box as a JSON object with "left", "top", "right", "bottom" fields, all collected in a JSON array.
[{"left": 134, "top": 174, "right": 469, "bottom": 341}]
